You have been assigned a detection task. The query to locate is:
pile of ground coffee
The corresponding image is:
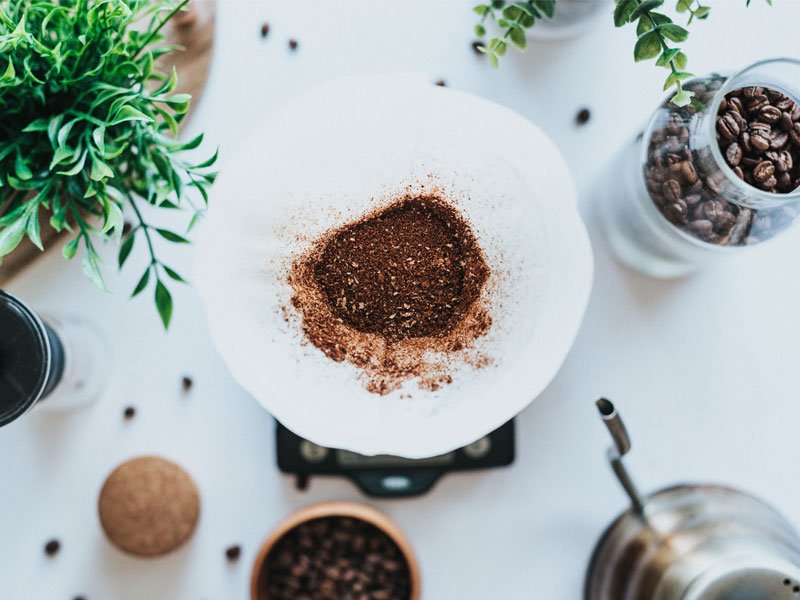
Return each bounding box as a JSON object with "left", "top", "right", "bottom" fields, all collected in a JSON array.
[
  {"left": 288, "top": 195, "right": 492, "bottom": 394},
  {"left": 314, "top": 197, "right": 485, "bottom": 341},
  {"left": 258, "top": 516, "right": 412, "bottom": 600}
]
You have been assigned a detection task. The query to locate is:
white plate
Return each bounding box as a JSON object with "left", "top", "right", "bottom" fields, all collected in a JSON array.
[{"left": 196, "top": 75, "right": 593, "bottom": 458}]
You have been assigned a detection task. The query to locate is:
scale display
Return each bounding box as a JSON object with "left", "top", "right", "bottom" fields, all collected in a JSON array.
[{"left": 276, "top": 420, "right": 515, "bottom": 498}]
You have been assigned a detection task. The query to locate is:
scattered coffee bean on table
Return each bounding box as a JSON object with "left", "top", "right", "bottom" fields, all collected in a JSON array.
[
  {"left": 44, "top": 539, "right": 60, "bottom": 556},
  {"left": 257, "top": 517, "right": 412, "bottom": 600},
  {"left": 289, "top": 195, "right": 493, "bottom": 394},
  {"left": 435, "top": 79, "right": 446, "bottom": 87},
  {"left": 225, "top": 544, "right": 241, "bottom": 561},
  {"left": 576, "top": 108, "right": 591, "bottom": 126},
  {"left": 123, "top": 406, "right": 136, "bottom": 420},
  {"left": 643, "top": 76, "right": 800, "bottom": 247},
  {"left": 260, "top": 22, "right": 270, "bottom": 38},
  {"left": 471, "top": 40, "right": 483, "bottom": 55},
  {"left": 288, "top": 38, "right": 298, "bottom": 50},
  {"left": 181, "top": 376, "right": 193, "bottom": 392}
]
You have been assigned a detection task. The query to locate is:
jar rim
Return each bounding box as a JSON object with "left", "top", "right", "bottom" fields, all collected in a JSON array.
[{"left": 707, "top": 57, "right": 800, "bottom": 207}]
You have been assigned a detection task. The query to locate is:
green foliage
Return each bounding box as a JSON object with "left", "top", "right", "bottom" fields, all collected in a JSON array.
[
  {"left": 0, "top": 0, "right": 218, "bottom": 329},
  {"left": 474, "top": 0, "right": 773, "bottom": 106}
]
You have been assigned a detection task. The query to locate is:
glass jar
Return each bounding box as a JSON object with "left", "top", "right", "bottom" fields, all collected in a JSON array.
[
  {"left": 0, "top": 290, "right": 109, "bottom": 427},
  {"left": 529, "top": 0, "right": 611, "bottom": 40},
  {"left": 596, "top": 58, "right": 800, "bottom": 278}
]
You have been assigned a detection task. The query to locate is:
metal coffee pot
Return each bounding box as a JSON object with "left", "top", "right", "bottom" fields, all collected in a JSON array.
[{"left": 586, "top": 399, "right": 800, "bottom": 600}]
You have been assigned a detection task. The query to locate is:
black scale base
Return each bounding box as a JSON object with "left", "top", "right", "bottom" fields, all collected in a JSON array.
[{"left": 277, "top": 419, "right": 515, "bottom": 498}]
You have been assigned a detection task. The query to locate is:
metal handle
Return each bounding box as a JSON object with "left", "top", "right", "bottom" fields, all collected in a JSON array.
[{"left": 596, "top": 398, "right": 645, "bottom": 513}]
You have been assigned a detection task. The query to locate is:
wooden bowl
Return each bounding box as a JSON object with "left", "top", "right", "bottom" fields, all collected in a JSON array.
[{"left": 250, "top": 502, "right": 421, "bottom": 600}]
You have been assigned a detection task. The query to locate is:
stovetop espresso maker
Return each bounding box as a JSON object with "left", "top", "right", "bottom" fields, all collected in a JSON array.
[{"left": 586, "top": 399, "right": 800, "bottom": 600}]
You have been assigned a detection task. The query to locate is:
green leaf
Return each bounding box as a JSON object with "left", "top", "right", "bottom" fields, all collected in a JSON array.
[
  {"left": 533, "top": 0, "right": 556, "bottom": 19},
  {"left": 0, "top": 217, "right": 27, "bottom": 257},
  {"left": 56, "top": 150, "right": 87, "bottom": 176},
  {"left": 659, "top": 23, "right": 689, "bottom": 42},
  {"left": 509, "top": 26, "right": 526, "bottom": 49},
  {"left": 1, "top": 58, "right": 15, "bottom": 82},
  {"left": 474, "top": 23, "right": 486, "bottom": 36},
  {"left": 656, "top": 48, "right": 681, "bottom": 67},
  {"left": 473, "top": 4, "right": 491, "bottom": 15},
  {"left": 26, "top": 206, "right": 43, "bottom": 251},
  {"left": 82, "top": 247, "right": 108, "bottom": 292},
  {"left": 131, "top": 268, "right": 151, "bottom": 297},
  {"left": 156, "top": 228, "right": 190, "bottom": 243},
  {"left": 118, "top": 234, "right": 135, "bottom": 268},
  {"left": 671, "top": 87, "right": 696, "bottom": 107},
  {"left": 695, "top": 6, "right": 710, "bottom": 18},
  {"left": 155, "top": 280, "right": 173, "bottom": 329},
  {"left": 634, "top": 31, "right": 662, "bottom": 61},
  {"left": 109, "top": 105, "right": 153, "bottom": 125},
  {"left": 614, "top": 0, "right": 638, "bottom": 26},
  {"left": 631, "top": 0, "right": 665, "bottom": 20},
  {"left": 22, "top": 118, "right": 49, "bottom": 133},
  {"left": 90, "top": 157, "right": 114, "bottom": 181},
  {"left": 163, "top": 265, "right": 187, "bottom": 283},
  {"left": 63, "top": 237, "right": 80, "bottom": 260},
  {"left": 15, "top": 152, "right": 33, "bottom": 180},
  {"left": 676, "top": 0, "right": 691, "bottom": 12}
]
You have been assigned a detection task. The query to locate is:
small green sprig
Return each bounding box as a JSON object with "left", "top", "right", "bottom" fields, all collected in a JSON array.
[
  {"left": 615, "top": 0, "right": 694, "bottom": 107},
  {"left": 474, "top": 0, "right": 773, "bottom": 107},
  {"left": 473, "top": 0, "right": 556, "bottom": 67},
  {"left": 0, "top": 0, "right": 218, "bottom": 329}
]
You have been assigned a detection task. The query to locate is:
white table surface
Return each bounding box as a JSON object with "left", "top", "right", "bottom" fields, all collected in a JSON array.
[{"left": 3, "top": 1, "right": 800, "bottom": 599}]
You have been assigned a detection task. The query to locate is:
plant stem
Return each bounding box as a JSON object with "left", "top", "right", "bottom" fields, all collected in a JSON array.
[
  {"left": 133, "top": 0, "right": 190, "bottom": 57},
  {"left": 127, "top": 192, "right": 158, "bottom": 268},
  {"left": 639, "top": 1, "right": 686, "bottom": 98}
]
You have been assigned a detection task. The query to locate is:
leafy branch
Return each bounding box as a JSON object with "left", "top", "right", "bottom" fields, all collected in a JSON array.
[
  {"left": 0, "top": 0, "right": 218, "bottom": 328},
  {"left": 473, "top": 0, "right": 773, "bottom": 106},
  {"left": 473, "top": 1, "right": 556, "bottom": 67},
  {"left": 615, "top": 0, "right": 694, "bottom": 107}
]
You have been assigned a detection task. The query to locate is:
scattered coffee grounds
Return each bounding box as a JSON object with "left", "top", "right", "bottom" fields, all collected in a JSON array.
[
  {"left": 644, "top": 78, "right": 800, "bottom": 247},
  {"left": 435, "top": 79, "right": 446, "bottom": 87},
  {"left": 576, "top": 108, "right": 591, "bottom": 126},
  {"left": 289, "top": 195, "right": 493, "bottom": 394},
  {"left": 44, "top": 539, "right": 60, "bottom": 556},
  {"left": 181, "top": 376, "right": 193, "bottom": 392},
  {"left": 288, "top": 38, "right": 298, "bottom": 50},
  {"left": 258, "top": 517, "right": 412, "bottom": 600},
  {"left": 260, "top": 22, "right": 270, "bottom": 38},
  {"left": 123, "top": 406, "right": 136, "bottom": 420},
  {"left": 225, "top": 544, "right": 242, "bottom": 561}
]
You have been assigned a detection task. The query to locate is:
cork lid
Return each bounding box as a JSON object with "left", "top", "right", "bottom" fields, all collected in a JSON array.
[{"left": 98, "top": 456, "right": 200, "bottom": 557}]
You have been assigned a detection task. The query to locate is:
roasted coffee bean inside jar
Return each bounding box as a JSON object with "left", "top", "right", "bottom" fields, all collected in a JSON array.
[
  {"left": 258, "top": 516, "right": 412, "bottom": 600},
  {"left": 643, "top": 77, "right": 800, "bottom": 247}
]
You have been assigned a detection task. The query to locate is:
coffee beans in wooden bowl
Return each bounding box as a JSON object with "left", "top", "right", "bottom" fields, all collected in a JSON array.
[
  {"left": 642, "top": 74, "right": 800, "bottom": 248},
  {"left": 251, "top": 503, "right": 420, "bottom": 600}
]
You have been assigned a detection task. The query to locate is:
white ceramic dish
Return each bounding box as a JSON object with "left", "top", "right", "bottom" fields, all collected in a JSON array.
[{"left": 196, "top": 75, "right": 593, "bottom": 458}]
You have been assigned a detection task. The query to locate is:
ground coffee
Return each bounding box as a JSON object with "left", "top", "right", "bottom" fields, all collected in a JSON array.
[
  {"left": 314, "top": 197, "right": 485, "bottom": 342},
  {"left": 288, "top": 194, "right": 492, "bottom": 394}
]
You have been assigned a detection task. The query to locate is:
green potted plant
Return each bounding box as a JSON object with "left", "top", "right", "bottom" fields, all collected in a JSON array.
[
  {"left": 0, "top": 0, "right": 217, "bottom": 328},
  {"left": 473, "top": 0, "right": 772, "bottom": 106}
]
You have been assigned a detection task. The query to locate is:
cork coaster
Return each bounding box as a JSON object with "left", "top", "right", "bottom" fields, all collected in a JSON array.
[{"left": 98, "top": 456, "right": 201, "bottom": 558}]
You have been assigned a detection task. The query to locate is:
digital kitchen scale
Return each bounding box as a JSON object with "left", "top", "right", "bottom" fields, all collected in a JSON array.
[{"left": 276, "top": 420, "right": 515, "bottom": 498}]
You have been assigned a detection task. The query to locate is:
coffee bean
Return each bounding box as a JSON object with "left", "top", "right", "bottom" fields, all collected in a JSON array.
[
  {"left": 123, "top": 406, "right": 136, "bottom": 420},
  {"left": 662, "top": 179, "right": 682, "bottom": 201},
  {"left": 725, "top": 142, "right": 742, "bottom": 166},
  {"left": 754, "top": 161, "right": 775, "bottom": 183},
  {"left": 681, "top": 161, "right": 699, "bottom": 184},
  {"left": 471, "top": 40, "right": 483, "bottom": 54},
  {"left": 181, "top": 376, "right": 193, "bottom": 391},
  {"left": 260, "top": 22, "right": 270, "bottom": 37},
  {"left": 751, "top": 132, "right": 770, "bottom": 153},
  {"left": 790, "top": 123, "right": 800, "bottom": 147},
  {"left": 770, "top": 130, "right": 789, "bottom": 150},
  {"left": 742, "top": 86, "right": 764, "bottom": 99},
  {"left": 44, "top": 539, "right": 60, "bottom": 556},
  {"left": 746, "top": 94, "right": 769, "bottom": 114},
  {"left": 780, "top": 112, "right": 795, "bottom": 131},
  {"left": 759, "top": 105, "right": 782, "bottom": 124},
  {"left": 688, "top": 219, "right": 713, "bottom": 236},
  {"left": 717, "top": 114, "right": 740, "bottom": 141},
  {"left": 728, "top": 96, "right": 745, "bottom": 115},
  {"left": 576, "top": 108, "right": 591, "bottom": 126},
  {"left": 733, "top": 166, "right": 745, "bottom": 180},
  {"left": 434, "top": 79, "right": 446, "bottom": 87},
  {"left": 288, "top": 38, "right": 298, "bottom": 50},
  {"left": 225, "top": 545, "right": 241, "bottom": 561}
]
